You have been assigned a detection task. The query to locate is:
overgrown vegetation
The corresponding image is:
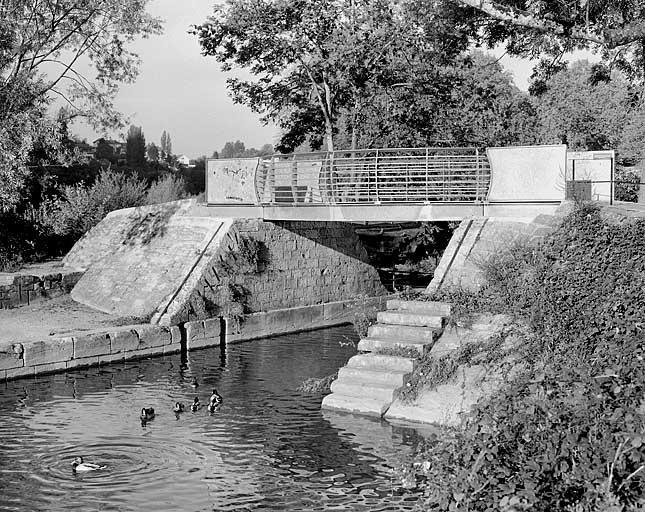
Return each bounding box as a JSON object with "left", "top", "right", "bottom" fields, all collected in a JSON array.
[
  {"left": 0, "top": 169, "right": 187, "bottom": 271},
  {"left": 398, "top": 331, "right": 511, "bottom": 404},
  {"left": 204, "top": 234, "right": 268, "bottom": 321},
  {"left": 348, "top": 294, "right": 381, "bottom": 338},
  {"left": 297, "top": 373, "right": 337, "bottom": 393},
  {"left": 408, "top": 204, "right": 645, "bottom": 510}
]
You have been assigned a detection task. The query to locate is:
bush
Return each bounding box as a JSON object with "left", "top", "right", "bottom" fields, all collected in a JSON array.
[
  {"left": 45, "top": 169, "right": 146, "bottom": 239},
  {"left": 413, "top": 204, "right": 645, "bottom": 511},
  {"left": 615, "top": 166, "right": 641, "bottom": 203},
  {"left": 144, "top": 174, "right": 186, "bottom": 205}
]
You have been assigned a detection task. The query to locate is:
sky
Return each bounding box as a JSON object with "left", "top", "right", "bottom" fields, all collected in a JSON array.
[{"left": 71, "top": 0, "right": 596, "bottom": 159}]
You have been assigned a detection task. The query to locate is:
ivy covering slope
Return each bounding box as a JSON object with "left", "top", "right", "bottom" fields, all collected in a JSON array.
[{"left": 414, "top": 204, "right": 645, "bottom": 511}]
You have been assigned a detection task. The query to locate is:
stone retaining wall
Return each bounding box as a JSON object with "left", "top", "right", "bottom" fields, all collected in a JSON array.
[
  {"left": 0, "top": 324, "right": 182, "bottom": 381},
  {"left": 160, "top": 219, "right": 386, "bottom": 324},
  {"left": 1, "top": 296, "right": 388, "bottom": 383},
  {"left": 0, "top": 270, "right": 83, "bottom": 309},
  {"left": 65, "top": 201, "right": 386, "bottom": 325}
]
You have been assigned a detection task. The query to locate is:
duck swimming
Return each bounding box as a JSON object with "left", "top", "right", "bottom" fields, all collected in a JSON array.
[
  {"left": 72, "top": 456, "right": 105, "bottom": 472},
  {"left": 173, "top": 402, "right": 185, "bottom": 413},
  {"left": 190, "top": 397, "right": 201, "bottom": 412},
  {"left": 209, "top": 389, "right": 223, "bottom": 406},
  {"left": 140, "top": 407, "right": 155, "bottom": 421}
]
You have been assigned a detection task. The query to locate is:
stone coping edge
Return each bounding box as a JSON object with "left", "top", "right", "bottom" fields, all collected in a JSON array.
[{"left": 1, "top": 296, "right": 391, "bottom": 383}]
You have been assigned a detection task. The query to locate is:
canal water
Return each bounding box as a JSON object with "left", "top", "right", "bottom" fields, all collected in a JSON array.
[{"left": 0, "top": 326, "right": 430, "bottom": 511}]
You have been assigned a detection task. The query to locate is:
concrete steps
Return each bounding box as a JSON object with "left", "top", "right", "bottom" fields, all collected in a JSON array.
[
  {"left": 357, "top": 337, "right": 432, "bottom": 356},
  {"left": 322, "top": 299, "right": 451, "bottom": 417},
  {"left": 377, "top": 310, "right": 445, "bottom": 328},
  {"left": 347, "top": 353, "right": 417, "bottom": 372}
]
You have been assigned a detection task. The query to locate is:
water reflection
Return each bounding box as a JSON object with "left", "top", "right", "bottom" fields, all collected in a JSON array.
[{"left": 0, "top": 326, "right": 428, "bottom": 511}]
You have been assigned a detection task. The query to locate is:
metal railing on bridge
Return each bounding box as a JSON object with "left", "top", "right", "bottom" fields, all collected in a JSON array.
[{"left": 254, "top": 147, "right": 491, "bottom": 205}]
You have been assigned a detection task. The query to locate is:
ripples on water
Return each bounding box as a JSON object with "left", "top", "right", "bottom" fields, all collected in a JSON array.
[{"left": 0, "top": 326, "right": 432, "bottom": 511}]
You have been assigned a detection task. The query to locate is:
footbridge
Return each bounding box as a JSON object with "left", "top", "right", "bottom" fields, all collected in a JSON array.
[{"left": 203, "top": 145, "right": 615, "bottom": 221}]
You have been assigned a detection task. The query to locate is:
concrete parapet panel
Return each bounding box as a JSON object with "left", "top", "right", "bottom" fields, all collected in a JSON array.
[
  {"left": 23, "top": 338, "right": 74, "bottom": 366},
  {"left": 487, "top": 145, "right": 566, "bottom": 201},
  {"left": 74, "top": 332, "right": 111, "bottom": 359}
]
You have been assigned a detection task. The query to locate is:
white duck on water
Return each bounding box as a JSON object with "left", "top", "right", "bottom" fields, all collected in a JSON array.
[{"left": 72, "top": 456, "right": 106, "bottom": 472}]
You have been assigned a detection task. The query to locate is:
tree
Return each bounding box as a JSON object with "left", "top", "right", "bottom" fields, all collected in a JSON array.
[
  {"left": 126, "top": 126, "right": 146, "bottom": 167},
  {"left": 220, "top": 140, "right": 246, "bottom": 159},
  {"left": 340, "top": 51, "right": 538, "bottom": 148},
  {"left": 160, "top": 130, "right": 173, "bottom": 161},
  {"left": 146, "top": 143, "right": 160, "bottom": 163},
  {"left": 535, "top": 61, "right": 633, "bottom": 151},
  {"left": 0, "top": 0, "right": 162, "bottom": 210},
  {"left": 95, "top": 139, "right": 116, "bottom": 162},
  {"left": 454, "top": 1, "right": 645, "bottom": 81},
  {"left": 194, "top": 0, "right": 476, "bottom": 152}
]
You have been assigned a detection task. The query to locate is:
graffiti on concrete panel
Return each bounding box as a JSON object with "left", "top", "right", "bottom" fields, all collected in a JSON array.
[{"left": 207, "top": 158, "right": 259, "bottom": 204}]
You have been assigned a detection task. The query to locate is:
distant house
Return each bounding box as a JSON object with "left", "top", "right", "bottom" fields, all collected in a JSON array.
[
  {"left": 72, "top": 141, "right": 96, "bottom": 160},
  {"left": 93, "top": 138, "right": 126, "bottom": 157},
  {"left": 176, "top": 154, "right": 190, "bottom": 166}
]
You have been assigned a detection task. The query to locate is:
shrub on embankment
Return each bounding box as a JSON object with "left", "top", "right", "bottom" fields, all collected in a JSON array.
[
  {"left": 0, "top": 169, "right": 187, "bottom": 271},
  {"left": 410, "top": 204, "right": 645, "bottom": 511}
]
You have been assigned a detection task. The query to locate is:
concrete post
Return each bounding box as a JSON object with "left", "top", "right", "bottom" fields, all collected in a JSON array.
[{"left": 639, "top": 169, "right": 645, "bottom": 203}]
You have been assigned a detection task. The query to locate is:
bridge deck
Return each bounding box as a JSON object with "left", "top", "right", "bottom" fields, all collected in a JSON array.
[
  {"left": 193, "top": 202, "right": 562, "bottom": 222},
  {"left": 205, "top": 146, "right": 575, "bottom": 221}
]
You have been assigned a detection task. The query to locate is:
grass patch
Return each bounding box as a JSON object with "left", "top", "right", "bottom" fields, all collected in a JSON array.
[{"left": 297, "top": 373, "right": 337, "bottom": 393}]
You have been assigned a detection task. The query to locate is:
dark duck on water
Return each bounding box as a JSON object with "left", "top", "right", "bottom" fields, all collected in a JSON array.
[
  {"left": 208, "top": 389, "right": 223, "bottom": 412},
  {"left": 140, "top": 407, "right": 155, "bottom": 425}
]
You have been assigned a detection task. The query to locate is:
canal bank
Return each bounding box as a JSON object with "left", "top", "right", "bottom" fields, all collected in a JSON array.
[{"left": 0, "top": 294, "right": 389, "bottom": 382}]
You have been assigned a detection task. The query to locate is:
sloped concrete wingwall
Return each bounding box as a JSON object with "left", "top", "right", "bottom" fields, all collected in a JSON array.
[
  {"left": 67, "top": 200, "right": 386, "bottom": 325},
  {"left": 426, "top": 214, "right": 561, "bottom": 293}
]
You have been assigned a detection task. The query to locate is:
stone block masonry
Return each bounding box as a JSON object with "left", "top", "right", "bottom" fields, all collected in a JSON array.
[
  {"left": 66, "top": 199, "right": 386, "bottom": 325},
  {"left": 164, "top": 219, "right": 386, "bottom": 324},
  {"left": 154, "top": 218, "right": 387, "bottom": 324},
  {"left": 0, "top": 324, "right": 181, "bottom": 381},
  {"left": 0, "top": 268, "right": 83, "bottom": 309}
]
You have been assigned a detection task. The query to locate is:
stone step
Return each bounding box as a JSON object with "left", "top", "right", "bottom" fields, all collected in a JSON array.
[
  {"left": 337, "top": 366, "right": 410, "bottom": 387},
  {"left": 368, "top": 323, "right": 440, "bottom": 342},
  {"left": 347, "top": 353, "right": 417, "bottom": 373},
  {"left": 358, "top": 337, "right": 433, "bottom": 356},
  {"left": 377, "top": 310, "right": 445, "bottom": 328},
  {"left": 321, "top": 393, "right": 391, "bottom": 417},
  {"left": 330, "top": 380, "right": 400, "bottom": 402},
  {"left": 387, "top": 299, "right": 451, "bottom": 316}
]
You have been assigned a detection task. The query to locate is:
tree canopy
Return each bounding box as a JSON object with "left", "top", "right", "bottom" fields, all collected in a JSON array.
[
  {"left": 455, "top": 0, "right": 645, "bottom": 81},
  {"left": 0, "top": 0, "right": 162, "bottom": 210},
  {"left": 194, "top": 0, "right": 478, "bottom": 152}
]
